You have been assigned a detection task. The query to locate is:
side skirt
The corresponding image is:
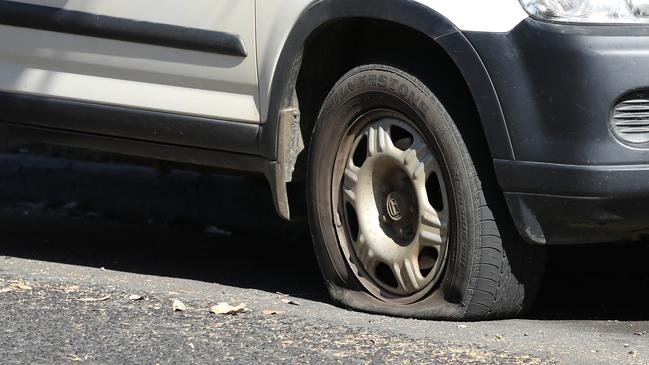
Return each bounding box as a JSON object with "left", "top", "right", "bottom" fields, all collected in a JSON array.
[
  {"left": 0, "top": 92, "right": 261, "bottom": 156},
  {"left": 0, "top": 122, "right": 268, "bottom": 175}
]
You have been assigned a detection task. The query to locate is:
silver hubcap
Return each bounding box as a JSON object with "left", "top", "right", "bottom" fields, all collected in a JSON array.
[{"left": 338, "top": 117, "right": 449, "bottom": 298}]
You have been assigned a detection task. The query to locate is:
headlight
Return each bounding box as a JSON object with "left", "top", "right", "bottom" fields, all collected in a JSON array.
[{"left": 519, "top": 0, "right": 649, "bottom": 24}]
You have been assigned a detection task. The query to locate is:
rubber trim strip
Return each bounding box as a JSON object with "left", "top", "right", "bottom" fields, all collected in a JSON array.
[{"left": 0, "top": 0, "right": 248, "bottom": 57}]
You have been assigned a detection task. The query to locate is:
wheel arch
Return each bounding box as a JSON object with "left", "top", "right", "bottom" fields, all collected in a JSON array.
[{"left": 260, "top": 0, "right": 514, "bottom": 219}]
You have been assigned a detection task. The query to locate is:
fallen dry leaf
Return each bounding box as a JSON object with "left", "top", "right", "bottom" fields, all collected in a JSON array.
[
  {"left": 262, "top": 310, "right": 285, "bottom": 316},
  {"left": 0, "top": 288, "right": 12, "bottom": 294},
  {"left": 128, "top": 294, "right": 144, "bottom": 301},
  {"left": 63, "top": 354, "right": 83, "bottom": 362},
  {"left": 280, "top": 298, "right": 301, "bottom": 306},
  {"left": 172, "top": 299, "right": 187, "bottom": 312},
  {"left": 210, "top": 302, "right": 246, "bottom": 315},
  {"left": 76, "top": 295, "right": 111, "bottom": 302},
  {"left": 61, "top": 285, "right": 80, "bottom": 293},
  {"left": 11, "top": 282, "right": 32, "bottom": 291}
]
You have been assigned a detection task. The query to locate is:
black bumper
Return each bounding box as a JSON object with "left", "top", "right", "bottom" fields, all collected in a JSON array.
[
  {"left": 466, "top": 19, "right": 649, "bottom": 244},
  {"left": 495, "top": 160, "right": 649, "bottom": 244}
]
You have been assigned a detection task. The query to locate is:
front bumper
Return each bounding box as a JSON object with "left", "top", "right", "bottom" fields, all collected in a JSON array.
[
  {"left": 495, "top": 160, "right": 649, "bottom": 244},
  {"left": 466, "top": 19, "right": 649, "bottom": 244}
]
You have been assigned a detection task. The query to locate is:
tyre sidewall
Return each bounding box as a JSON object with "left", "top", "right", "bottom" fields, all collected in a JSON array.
[{"left": 308, "top": 66, "right": 481, "bottom": 317}]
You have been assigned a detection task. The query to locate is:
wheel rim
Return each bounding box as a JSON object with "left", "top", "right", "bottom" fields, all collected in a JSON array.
[{"left": 333, "top": 112, "right": 450, "bottom": 303}]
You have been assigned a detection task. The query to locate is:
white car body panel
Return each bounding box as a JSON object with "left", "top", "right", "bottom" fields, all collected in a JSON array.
[
  {"left": 0, "top": 0, "right": 260, "bottom": 123},
  {"left": 255, "top": 0, "right": 528, "bottom": 122},
  {"left": 0, "top": 0, "right": 526, "bottom": 124}
]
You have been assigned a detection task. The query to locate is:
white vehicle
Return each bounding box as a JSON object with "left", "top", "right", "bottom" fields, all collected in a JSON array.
[{"left": 2, "top": 0, "right": 649, "bottom": 320}]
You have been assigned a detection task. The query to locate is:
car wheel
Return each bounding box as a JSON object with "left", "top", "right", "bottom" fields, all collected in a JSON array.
[{"left": 307, "top": 64, "right": 544, "bottom": 320}]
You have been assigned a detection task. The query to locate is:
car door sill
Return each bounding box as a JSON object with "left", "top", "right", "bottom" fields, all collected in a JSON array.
[
  {"left": 0, "top": 121, "right": 268, "bottom": 175},
  {"left": 0, "top": 91, "right": 261, "bottom": 157}
]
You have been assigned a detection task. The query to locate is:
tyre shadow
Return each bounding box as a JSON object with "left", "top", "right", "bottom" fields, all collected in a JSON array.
[
  {"left": 0, "top": 153, "right": 326, "bottom": 302},
  {"left": 0, "top": 211, "right": 327, "bottom": 302},
  {"left": 531, "top": 242, "right": 649, "bottom": 321},
  {"left": 0, "top": 153, "right": 648, "bottom": 320}
]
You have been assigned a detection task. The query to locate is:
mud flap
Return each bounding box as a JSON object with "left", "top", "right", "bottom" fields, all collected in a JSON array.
[{"left": 266, "top": 98, "right": 304, "bottom": 220}]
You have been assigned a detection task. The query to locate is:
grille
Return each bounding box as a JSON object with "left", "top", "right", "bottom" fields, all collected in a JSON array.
[{"left": 611, "top": 98, "right": 649, "bottom": 145}]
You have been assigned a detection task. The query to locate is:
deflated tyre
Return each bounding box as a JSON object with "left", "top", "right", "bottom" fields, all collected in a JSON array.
[{"left": 307, "top": 64, "right": 544, "bottom": 320}]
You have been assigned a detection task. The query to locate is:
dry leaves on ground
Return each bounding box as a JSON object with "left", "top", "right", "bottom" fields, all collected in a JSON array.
[
  {"left": 172, "top": 299, "right": 187, "bottom": 312},
  {"left": 60, "top": 285, "right": 81, "bottom": 293},
  {"left": 280, "top": 298, "right": 301, "bottom": 306},
  {"left": 76, "top": 295, "right": 111, "bottom": 303},
  {"left": 262, "top": 310, "right": 285, "bottom": 316},
  {"left": 210, "top": 303, "right": 246, "bottom": 315},
  {"left": 62, "top": 354, "right": 83, "bottom": 362},
  {"left": 10, "top": 281, "right": 32, "bottom": 291}
]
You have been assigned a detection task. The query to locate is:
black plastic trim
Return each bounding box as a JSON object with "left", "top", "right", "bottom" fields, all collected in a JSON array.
[
  {"left": 259, "top": 0, "right": 514, "bottom": 161},
  {"left": 466, "top": 18, "right": 649, "bottom": 165},
  {"left": 0, "top": 122, "right": 267, "bottom": 174},
  {"left": 461, "top": 19, "right": 649, "bottom": 244},
  {"left": 495, "top": 159, "right": 649, "bottom": 198},
  {"left": 0, "top": 92, "right": 260, "bottom": 156},
  {"left": 0, "top": 0, "right": 247, "bottom": 57},
  {"left": 495, "top": 159, "right": 649, "bottom": 244}
]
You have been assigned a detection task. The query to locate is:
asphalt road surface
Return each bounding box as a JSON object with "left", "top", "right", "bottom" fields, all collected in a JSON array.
[{"left": 1, "top": 153, "right": 648, "bottom": 364}]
